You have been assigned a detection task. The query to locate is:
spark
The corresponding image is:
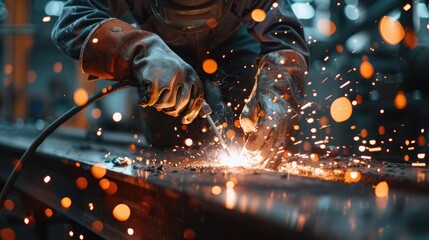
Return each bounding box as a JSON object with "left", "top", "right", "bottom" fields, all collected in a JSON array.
[
  {"left": 42, "top": 16, "right": 51, "bottom": 22},
  {"left": 412, "top": 162, "right": 426, "bottom": 167},
  {"left": 218, "top": 148, "right": 251, "bottom": 168},
  {"left": 403, "top": 3, "right": 411, "bottom": 11},
  {"left": 43, "top": 175, "right": 51, "bottom": 183},
  {"left": 339, "top": 81, "right": 350, "bottom": 89},
  {"left": 24, "top": 217, "right": 30, "bottom": 224},
  {"left": 184, "top": 138, "right": 193, "bottom": 147},
  {"left": 368, "top": 147, "right": 382, "bottom": 152},
  {"left": 127, "top": 228, "right": 134, "bottom": 236}
]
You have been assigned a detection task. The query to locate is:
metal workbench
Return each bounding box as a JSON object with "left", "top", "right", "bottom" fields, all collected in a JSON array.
[{"left": 0, "top": 125, "right": 428, "bottom": 240}]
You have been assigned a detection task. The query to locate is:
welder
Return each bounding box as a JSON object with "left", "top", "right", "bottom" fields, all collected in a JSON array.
[{"left": 51, "top": 0, "right": 309, "bottom": 168}]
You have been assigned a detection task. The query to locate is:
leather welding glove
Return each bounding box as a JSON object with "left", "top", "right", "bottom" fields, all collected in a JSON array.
[
  {"left": 239, "top": 50, "right": 307, "bottom": 169},
  {"left": 80, "top": 19, "right": 204, "bottom": 124}
]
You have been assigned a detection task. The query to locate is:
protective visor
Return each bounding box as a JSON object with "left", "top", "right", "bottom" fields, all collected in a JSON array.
[{"left": 149, "top": 0, "right": 233, "bottom": 33}]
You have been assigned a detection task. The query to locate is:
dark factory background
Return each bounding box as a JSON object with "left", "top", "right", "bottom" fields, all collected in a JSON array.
[{"left": 1, "top": 0, "right": 429, "bottom": 240}]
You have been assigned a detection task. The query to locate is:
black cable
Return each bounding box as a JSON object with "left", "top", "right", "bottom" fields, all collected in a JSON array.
[{"left": 0, "top": 80, "right": 138, "bottom": 211}]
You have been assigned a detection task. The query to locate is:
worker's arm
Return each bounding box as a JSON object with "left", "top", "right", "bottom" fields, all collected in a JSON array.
[
  {"left": 51, "top": 0, "right": 204, "bottom": 124},
  {"left": 238, "top": 0, "right": 308, "bottom": 168}
]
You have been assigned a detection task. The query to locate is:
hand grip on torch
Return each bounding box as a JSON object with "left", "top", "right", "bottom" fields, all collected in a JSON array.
[{"left": 199, "top": 101, "right": 231, "bottom": 157}]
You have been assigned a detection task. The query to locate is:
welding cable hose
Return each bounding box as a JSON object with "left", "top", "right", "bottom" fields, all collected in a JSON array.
[{"left": 0, "top": 80, "right": 139, "bottom": 211}]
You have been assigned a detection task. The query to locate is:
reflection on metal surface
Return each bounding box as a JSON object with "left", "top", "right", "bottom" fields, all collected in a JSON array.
[{"left": 225, "top": 188, "right": 237, "bottom": 209}]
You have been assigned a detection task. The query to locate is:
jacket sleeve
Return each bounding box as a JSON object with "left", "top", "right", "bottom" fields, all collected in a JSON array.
[
  {"left": 241, "top": 0, "right": 309, "bottom": 63},
  {"left": 51, "top": 0, "right": 131, "bottom": 60}
]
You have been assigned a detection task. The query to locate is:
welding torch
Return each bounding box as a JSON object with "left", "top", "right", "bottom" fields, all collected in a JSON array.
[
  {"left": 0, "top": 80, "right": 232, "bottom": 211},
  {"left": 199, "top": 101, "right": 231, "bottom": 158}
]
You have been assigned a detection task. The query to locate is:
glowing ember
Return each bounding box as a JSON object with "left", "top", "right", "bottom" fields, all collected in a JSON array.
[
  {"left": 251, "top": 9, "right": 266, "bottom": 22},
  {"left": 202, "top": 59, "right": 218, "bottom": 74},
  {"left": 379, "top": 16, "right": 405, "bottom": 45},
  {"left": 73, "top": 88, "right": 89, "bottom": 106},
  {"left": 61, "top": 197, "right": 72, "bottom": 209},
  {"left": 375, "top": 181, "right": 389, "bottom": 198},
  {"left": 330, "top": 97, "right": 353, "bottom": 122},
  {"left": 112, "top": 203, "right": 131, "bottom": 222}
]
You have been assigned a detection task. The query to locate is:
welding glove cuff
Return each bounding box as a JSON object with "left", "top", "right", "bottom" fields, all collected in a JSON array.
[
  {"left": 79, "top": 18, "right": 204, "bottom": 124},
  {"left": 239, "top": 50, "right": 307, "bottom": 168}
]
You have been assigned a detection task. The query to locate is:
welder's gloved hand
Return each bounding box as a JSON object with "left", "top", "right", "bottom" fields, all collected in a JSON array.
[
  {"left": 239, "top": 50, "right": 307, "bottom": 169},
  {"left": 80, "top": 19, "right": 204, "bottom": 124}
]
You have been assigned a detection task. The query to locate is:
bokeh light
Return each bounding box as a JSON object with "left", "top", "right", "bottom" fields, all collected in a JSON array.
[
  {"left": 379, "top": 16, "right": 405, "bottom": 45},
  {"left": 92, "top": 221, "right": 104, "bottom": 232},
  {"left": 91, "top": 163, "right": 107, "bottom": 179},
  {"left": 394, "top": 91, "right": 407, "bottom": 110},
  {"left": 211, "top": 186, "right": 222, "bottom": 195},
  {"left": 75, "top": 177, "right": 88, "bottom": 190},
  {"left": 202, "top": 59, "right": 218, "bottom": 74},
  {"left": 317, "top": 18, "right": 336, "bottom": 36},
  {"left": 359, "top": 57, "right": 374, "bottom": 79},
  {"left": 112, "top": 112, "right": 122, "bottom": 122},
  {"left": 112, "top": 203, "right": 131, "bottom": 222},
  {"left": 251, "top": 9, "right": 266, "bottom": 22},
  {"left": 73, "top": 88, "right": 89, "bottom": 106},
  {"left": 330, "top": 97, "right": 353, "bottom": 122},
  {"left": 61, "top": 197, "right": 72, "bottom": 209},
  {"left": 375, "top": 181, "right": 389, "bottom": 198},
  {"left": 45, "top": 208, "right": 53, "bottom": 218}
]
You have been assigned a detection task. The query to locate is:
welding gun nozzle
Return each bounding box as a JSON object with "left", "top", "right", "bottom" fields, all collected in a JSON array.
[{"left": 199, "top": 101, "right": 213, "bottom": 118}]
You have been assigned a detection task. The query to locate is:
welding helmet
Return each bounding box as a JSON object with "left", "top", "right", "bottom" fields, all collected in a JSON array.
[{"left": 149, "top": 0, "right": 233, "bottom": 32}]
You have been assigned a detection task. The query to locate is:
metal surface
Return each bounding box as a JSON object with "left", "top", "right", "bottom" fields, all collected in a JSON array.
[{"left": 0, "top": 126, "right": 429, "bottom": 239}]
